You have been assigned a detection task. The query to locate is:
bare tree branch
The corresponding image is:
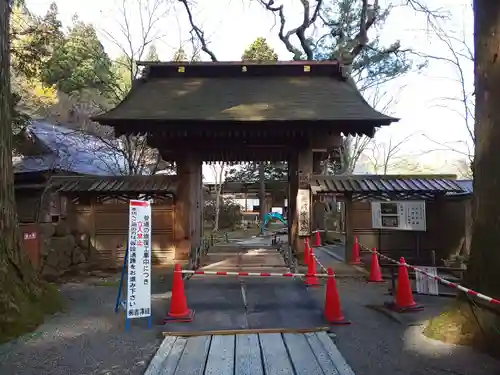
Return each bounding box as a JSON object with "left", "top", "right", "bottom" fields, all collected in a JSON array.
[
  {"left": 404, "top": 8, "right": 474, "bottom": 177},
  {"left": 257, "top": 0, "right": 323, "bottom": 60},
  {"left": 365, "top": 132, "right": 420, "bottom": 174},
  {"left": 177, "top": 0, "right": 218, "bottom": 61},
  {"left": 411, "top": 26, "right": 474, "bottom": 148},
  {"left": 100, "top": 0, "right": 169, "bottom": 84},
  {"left": 421, "top": 133, "right": 472, "bottom": 160},
  {"left": 210, "top": 162, "right": 227, "bottom": 231}
]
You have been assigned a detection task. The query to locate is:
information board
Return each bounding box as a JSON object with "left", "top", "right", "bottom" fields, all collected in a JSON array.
[
  {"left": 371, "top": 201, "right": 426, "bottom": 231},
  {"left": 127, "top": 200, "right": 152, "bottom": 319},
  {"left": 297, "top": 188, "right": 311, "bottom": 236}
]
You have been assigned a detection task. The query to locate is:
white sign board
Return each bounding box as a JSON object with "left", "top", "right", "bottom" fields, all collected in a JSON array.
[
  {"left": 416, "top": 267, "right": 439, "bottom": 296},
  {"left": 127, "top": 200, "right": 152, "bottom": 319},
  {"left": 371, "top": 201, "right": 426, "bottom": 231},
  {"left": 297, "top": 188, "right": 311, "bottom": 236}
]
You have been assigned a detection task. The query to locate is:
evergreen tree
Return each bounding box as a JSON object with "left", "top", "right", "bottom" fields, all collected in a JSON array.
[
  {"left": 241, "top": 37, "right": 278, "bottom": 62},
  {"left": 41, "top": 15, "right": 113, "bottom": 95}
]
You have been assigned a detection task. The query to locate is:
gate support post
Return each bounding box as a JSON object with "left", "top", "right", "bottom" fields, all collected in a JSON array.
[{"left": 175, "top": 154, "right": 203, "bottom": 260}]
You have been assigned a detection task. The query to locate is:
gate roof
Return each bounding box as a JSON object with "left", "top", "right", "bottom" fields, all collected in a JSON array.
[
  {"left": 93, "top": 61, "right": 397, "bottom": 126},
  {"left": 310, "top": 174, "right": 466, "bottom": 200},
  {"left": 49, "top": 175, "right": 177, "bottom": 201}
]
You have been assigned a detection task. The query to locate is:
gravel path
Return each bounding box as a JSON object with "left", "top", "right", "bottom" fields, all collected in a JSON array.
[
  {"left": 312, "top": 248, "right": 500, "bottom": 375},
  {"left": 2, "top": 250, "right": 500, "bottom": 375},
  {"left": 0, "top": 278, "right": 171, "bottom": 375}
]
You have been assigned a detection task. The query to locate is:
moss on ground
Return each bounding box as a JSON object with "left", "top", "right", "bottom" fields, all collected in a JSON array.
[
  {"left": 0, "top": 282, "right": 64, "bottom": 345},
  {"left": 423, "top": 301, "right": 500, "bottom": 358},
  {"left": 92, "top": 279, "right": 121, "bottom": 287},
  {"left": 423, "top": 302, "right": 478, "bottom": 345}
]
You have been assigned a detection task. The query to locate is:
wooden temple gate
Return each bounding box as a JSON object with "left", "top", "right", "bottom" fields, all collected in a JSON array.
[{"left": 92, "top": 61, "right": 397, "bottom": 259}]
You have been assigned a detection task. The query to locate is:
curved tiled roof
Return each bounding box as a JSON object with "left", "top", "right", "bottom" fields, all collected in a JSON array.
[
  {"left": 13, "top": 121, "right": 127, "bottom": 175},
  {"left": 93, "top": 62, "right": 398, "bottom": 124}
]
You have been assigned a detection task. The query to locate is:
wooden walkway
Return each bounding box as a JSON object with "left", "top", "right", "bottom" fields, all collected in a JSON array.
[
  {"left": 199, "top": 238, "right": 288, "bottom": 273},
  {"left": 144, "top": 331, "right": 355, "bottom": 375}
]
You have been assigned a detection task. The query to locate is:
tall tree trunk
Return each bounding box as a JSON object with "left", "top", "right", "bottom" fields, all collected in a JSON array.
[
  {"left": 0, "top": 0, "right": 48, "bottom": 342},
  {"left": 465, "top": 0, "right": 500, "bottom": 297},
  {"left": 214, "top": 185, "right": 221, "bottom": 231},
  {"left": 213, "top": 163, "right": 225, "bottom": 231}
]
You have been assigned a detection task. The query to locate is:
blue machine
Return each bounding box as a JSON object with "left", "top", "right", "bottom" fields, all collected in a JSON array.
[{"left": 260, "top": 212, "right": 287, "bottom": 234}]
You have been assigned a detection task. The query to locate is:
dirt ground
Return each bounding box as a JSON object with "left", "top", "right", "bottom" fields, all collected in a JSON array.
[{"left": 0, "top": 266, "right": 176, "bottom": 375}]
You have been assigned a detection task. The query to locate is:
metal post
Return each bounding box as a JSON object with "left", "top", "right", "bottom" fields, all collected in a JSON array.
[{"left": 115, "top": 247, "right": 128, "bottom": 313}]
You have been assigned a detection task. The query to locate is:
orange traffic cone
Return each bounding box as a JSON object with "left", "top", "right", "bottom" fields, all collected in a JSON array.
[
  {"left": 164, "top": 264, "right": 194, "bottom": 323},
  {"left": 367, "top": 248, "right": 383, "bottom": 282},
  {"left": 314, "top": 230, "right": 321, "bottom": 247},
  {"left": 303, "top": 238, "right": 310, "bottom": 266},
  {"left": 324, "top": 268, "right": 351, "bottom": 325},
  {"left": 349, "top": 236, "right": 361, "bottom": 265},
  {"left": 385, "top": 257, "right": 423, "bottom": 313},
  {"left": 305, "top": 248, "right": 320, "bottom": 287}
]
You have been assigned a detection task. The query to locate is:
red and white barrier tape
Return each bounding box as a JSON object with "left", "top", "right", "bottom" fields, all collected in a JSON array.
[
  {"left": 360, "top": 244, "right": 500, "bottom": 305},
  {"left": 176, "top": 269, "right": 331, "bottom": 278},
  {"left": 311, "top": 250, "right": 327, "bottom": 273}
]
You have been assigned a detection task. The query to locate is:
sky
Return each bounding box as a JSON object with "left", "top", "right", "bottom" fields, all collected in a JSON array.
[{"left": 26, "top": 0, "right": 475, "bottom": 182}]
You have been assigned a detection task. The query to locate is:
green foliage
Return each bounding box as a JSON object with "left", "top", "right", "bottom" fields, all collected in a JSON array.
[
  {"left": 314, "top": 0, "right": 419, "bottom": 91},
  {"left": 10, "top": 3, "right": 63, "bottom": 79},
  {"left": 10, "top": 2, "right": 114, "bottom": 125},
  {"left": 0, "top": 280, "right": 64, "bottom": 344},
  {"left": 9, "top": 3, "right": 62, "bottom": 129},
  {"left": 145, "top": 44, "right": 160, "bottom": 61},
  {"left": 110, "top": 54, "right": 134, "bottom": 100},
  {"left": 171, "top": 47, "right": 188, "bottom": 62},
  {"left": 41, "top": 15, "right": 113, "bottom": 96},
  {"left": 11, "top": 73, "right": 58, "bottom": 128},
  {"left": 204, "top": 198, "right": 242, "bottom": 230},
  {"left": 310, "top": 0, "right": 425, "bottom": 174},
  {"left": 241, "top": 37, "right": 278, "bottom": 61},
  {"left": 226, "top": 162, "right": 287, "bottom": 183},
  {"left": 170, "top": 46, "right": 201, "bottom": 62},
  {"left": 11, "top": 93, "right": 30, "bottom": 133}
]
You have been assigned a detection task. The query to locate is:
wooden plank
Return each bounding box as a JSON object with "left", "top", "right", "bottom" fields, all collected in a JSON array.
[
  {"left": 259, "top": 333, "right": 295, "bottom": 375},
  {"left": 160, "top": 336, "right": 188, "bottom": 375},
  {"left": 204, "top": 335, "right": 235, "bottom": 375},
  {"left": 304, "top": 333, "right": 340, "bottom": 375},
  {"left": 173, "top": 335, "right": 211, "bottom": 375},
  {"left": 143, "top": 336, "right": 178, "bottom": 375},
  {"left": 283, "top": 333, "right": 324, "bottom": 375},
  {"left": 315, "top": 332, "right": 356, "bottom": 375},
  {"left": 163, "top": 326, "right": 329, "bottom": 337},
  {"left": 235, "top": 334, "right": 264, "bottom": 375}
]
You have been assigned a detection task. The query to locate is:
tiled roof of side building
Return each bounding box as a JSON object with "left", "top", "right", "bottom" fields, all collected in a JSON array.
[{"left": 13, "top": 121, "right": 128, "bottom": 176}]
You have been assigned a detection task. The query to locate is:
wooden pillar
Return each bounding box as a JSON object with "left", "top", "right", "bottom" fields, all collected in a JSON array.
[
  {"left": 312, "top": 152, "right": 323, "bottom": 174},
  {"left": 344, "top": 193, "right": 354, "bottom": 263},
  {"left": 288, "top": 156, "right": 298, "bottom": 249},
  {"left": 175, "top": 154, "right": 202, "bottom": 260},
  {"left": 293, "top": 147, "right": 313, "bottom": 259},
  {"left": 192, "top": 158, "right": 203, "bottom": 250},
  {"left": 259, "top": 162, "right": 266, "bottom": 223},
  {"left": 265, "top": 194, "right": 273, "bottom": 212}
]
